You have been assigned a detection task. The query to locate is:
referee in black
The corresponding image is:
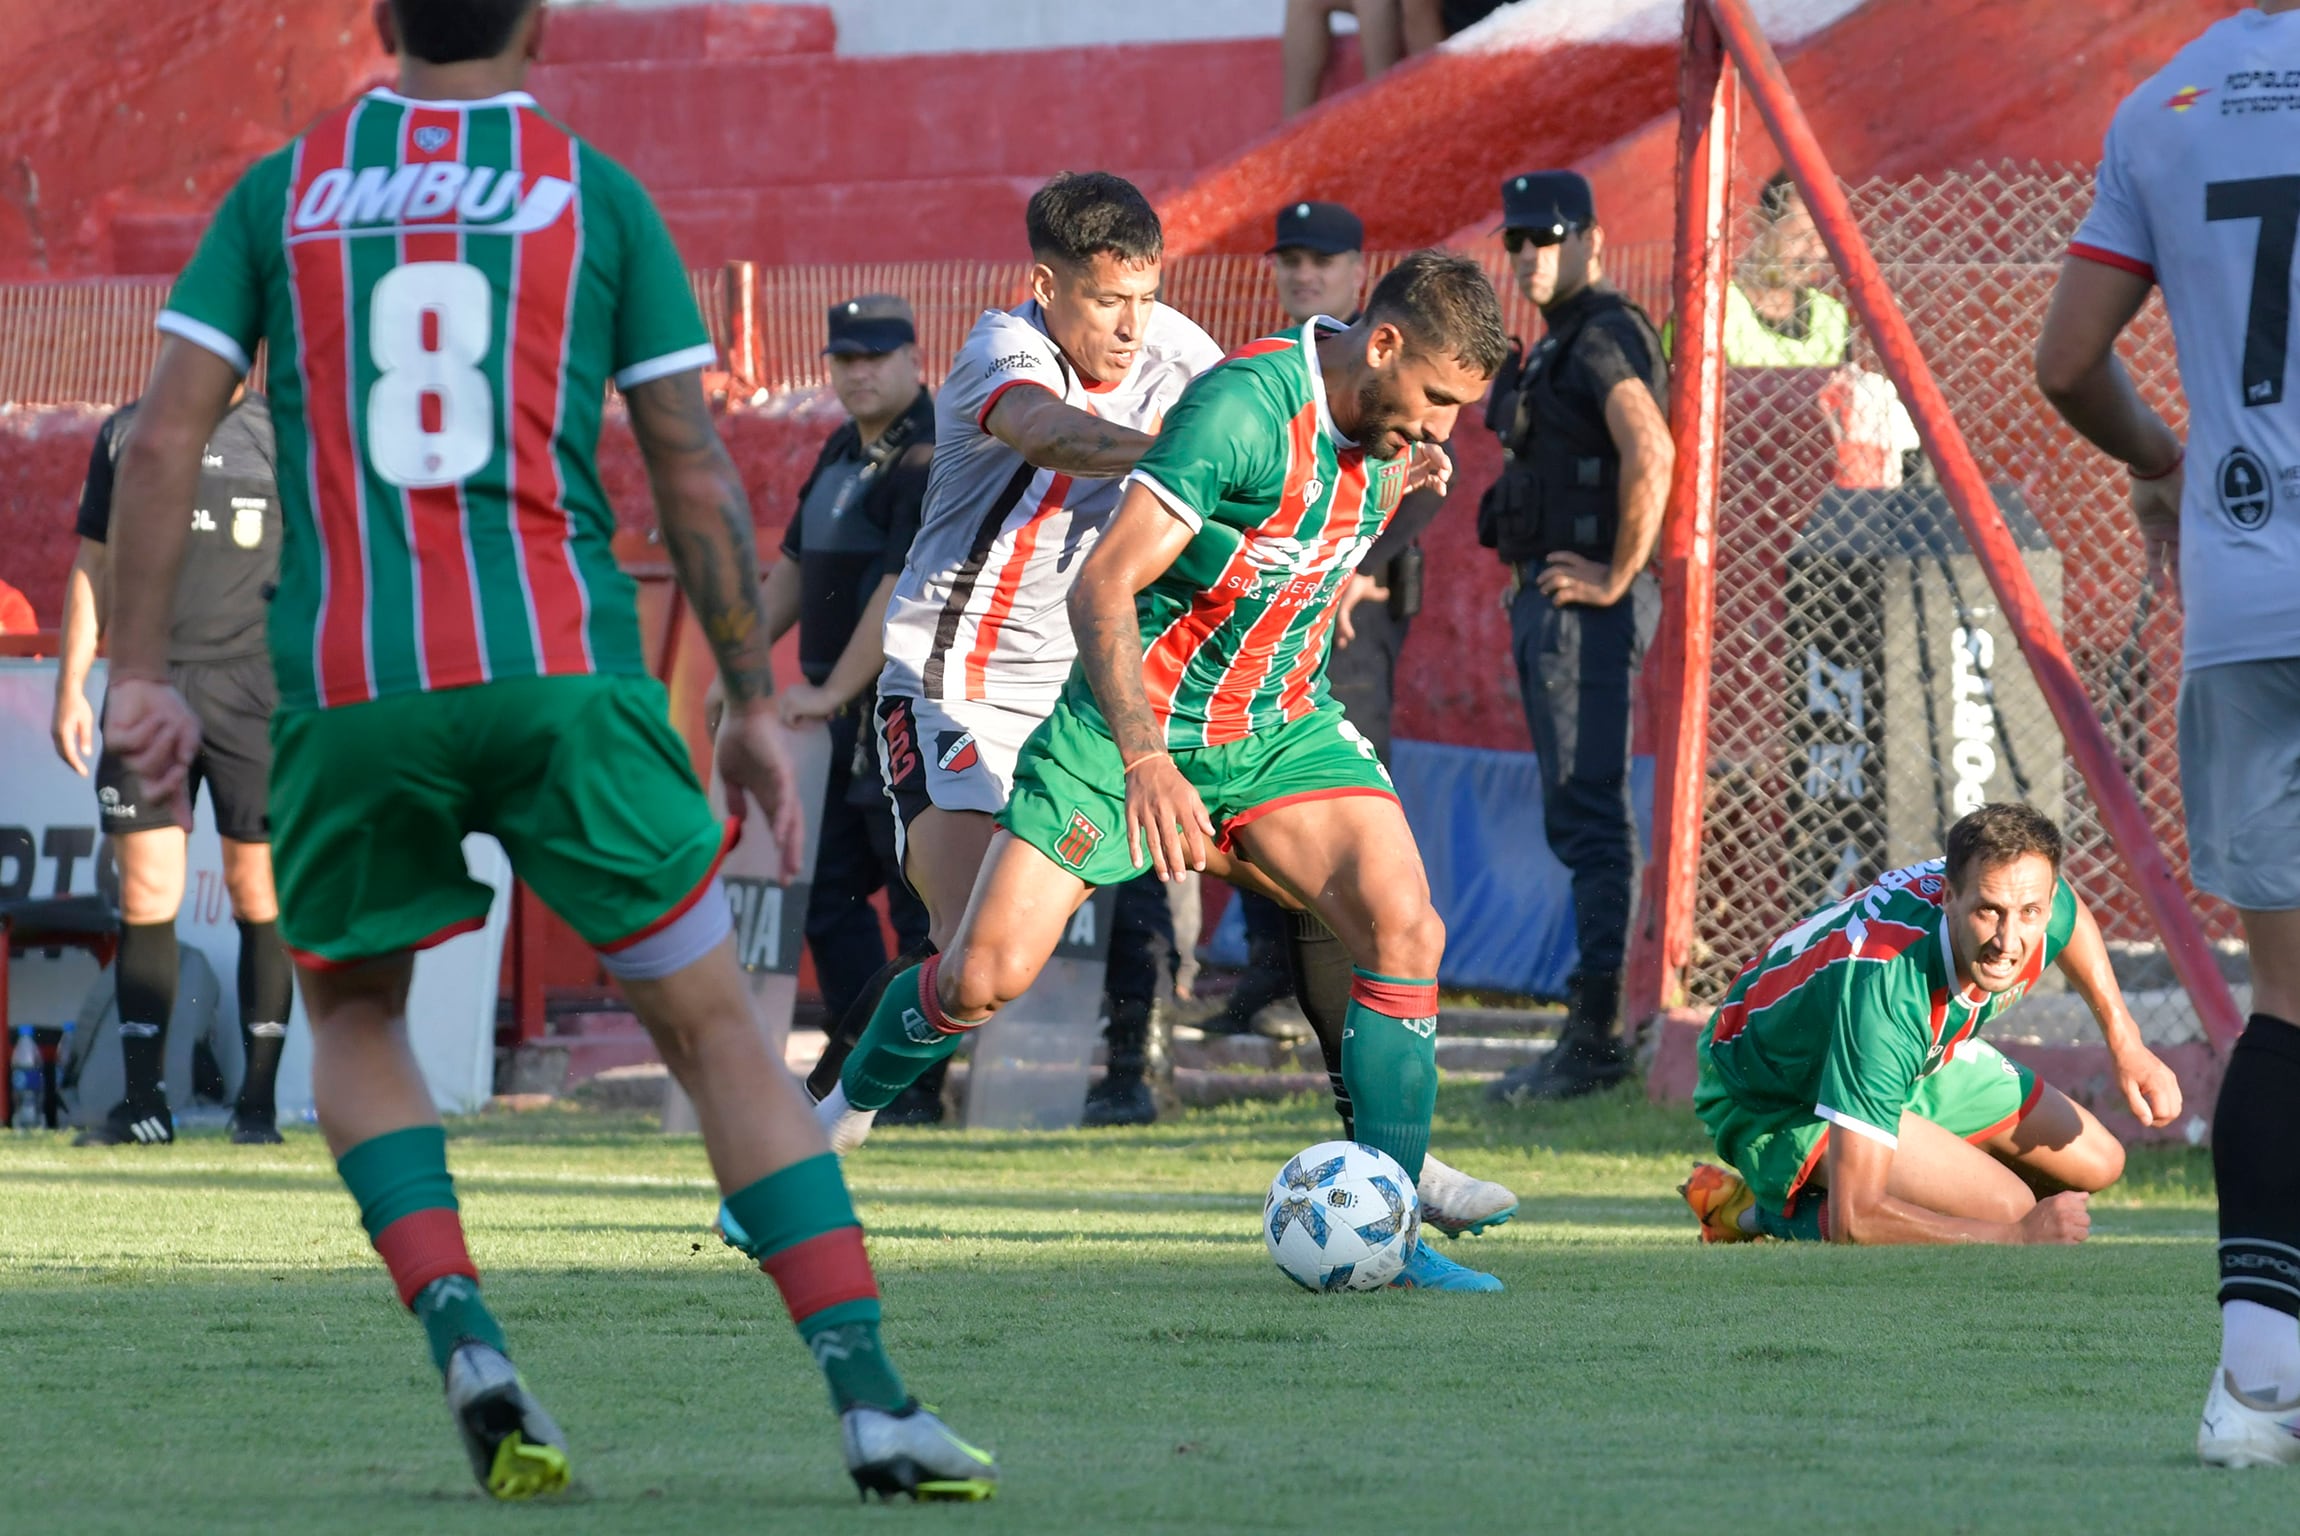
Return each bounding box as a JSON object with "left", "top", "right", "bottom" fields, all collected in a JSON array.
[{"left": 51, "top": 390, "right": 294, "bottom": 1145}]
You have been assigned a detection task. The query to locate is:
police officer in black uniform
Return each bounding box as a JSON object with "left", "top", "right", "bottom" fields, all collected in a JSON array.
[
  {"left": 52, "top": 391, "right": 295, "bottom": 1145},
  {"left": 764, "top": 295, "right": 937, "bottom": 1117},
  {"left": 1479, "top": 171, "right": 1675, "bottom": 1102}
]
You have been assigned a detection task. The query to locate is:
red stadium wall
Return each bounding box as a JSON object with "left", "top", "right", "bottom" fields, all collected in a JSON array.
[{"left": 0, "top": 0, "right": 386, "bottom": 279}]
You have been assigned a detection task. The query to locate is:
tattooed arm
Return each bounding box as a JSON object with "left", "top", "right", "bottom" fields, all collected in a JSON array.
[
  {"left": 626, "top": 369, "right": 804, "bottom": 878},
  {"left": 985, "top": 386, "right": 1157, "bottom": 476},
  {"left": 1068, "top": 483, "right": 1205, "bottom": 879},
  {"left": 627, "top": 370, "right": 777, "bottom": 703}
]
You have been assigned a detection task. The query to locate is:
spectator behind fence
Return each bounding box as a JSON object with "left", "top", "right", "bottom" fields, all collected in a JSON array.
[
  {"left": 1477, "top": 170, "right": 1674, "bottom": 1103},
  {"left": 1727, "top": 172, "right": 1850, "bottom": 367},
  {"left": 762, "top": 295, "right": 938, "bottom": 1121},
  {"left": 1281, "top": 0, "right": 1504, "bottom": 117}
]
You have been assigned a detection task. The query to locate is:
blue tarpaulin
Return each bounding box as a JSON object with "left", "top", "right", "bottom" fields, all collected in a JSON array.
[{"left": 1202, "top": 741, "right": 1653, "bottom": 999}]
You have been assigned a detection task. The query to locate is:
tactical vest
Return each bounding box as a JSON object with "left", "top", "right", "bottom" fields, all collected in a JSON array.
[{"left": 1479, "top": 287, "right": 1663, "bottom": 567}]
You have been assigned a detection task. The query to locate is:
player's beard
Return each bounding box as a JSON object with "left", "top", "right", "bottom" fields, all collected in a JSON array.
[{"left": 1351, "top": 374, "right": 1413, "bottom": 461}]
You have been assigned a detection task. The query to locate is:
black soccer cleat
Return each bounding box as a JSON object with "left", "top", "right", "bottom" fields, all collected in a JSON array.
[
  {"left": 74, "top": 1097, "right": 174, "bottom": 1146},
  {"left": 443, "top": 1341, "right": 571, "bottom": 1500},
  {"left": 229, "top": 1107, "right": 285, "bottom": 1145},
  {"left": 842, "top": 1400, "right": 997, "bottom": 1502}
]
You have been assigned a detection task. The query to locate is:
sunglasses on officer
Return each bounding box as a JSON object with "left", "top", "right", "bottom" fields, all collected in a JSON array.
[{"left": 1503, "top": 224, "right": 1586, "bottom": 254}]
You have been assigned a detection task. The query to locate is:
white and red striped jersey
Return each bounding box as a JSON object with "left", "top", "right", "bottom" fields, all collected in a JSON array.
[{"left": 880, "top": 300, "right": 1222, "bottom": 711}]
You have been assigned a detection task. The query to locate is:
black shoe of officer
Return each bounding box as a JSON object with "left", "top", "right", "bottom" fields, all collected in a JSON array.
[
  {"left": 1529, "top": 1032, "right": 1630, "bottom": 1100},
  {"left": 875, "top": 1080, "right": 947, "bottom": 1128},
  {"left": 1081, "top": 1072, "right": 1157, "bottom": 1127}
]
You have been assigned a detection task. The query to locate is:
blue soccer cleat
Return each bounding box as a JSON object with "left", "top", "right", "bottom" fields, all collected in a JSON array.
[{"left": 1389, "top": 1237, "right": 1505, "bottom": 1292}]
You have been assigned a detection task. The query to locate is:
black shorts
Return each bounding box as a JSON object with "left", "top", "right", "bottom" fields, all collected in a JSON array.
[{"left": 96, "top": 655, "right": 276, "bottom": 842}]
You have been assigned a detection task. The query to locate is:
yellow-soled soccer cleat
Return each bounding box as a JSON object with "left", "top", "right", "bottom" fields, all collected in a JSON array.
[
  {"left": 842, "top": 1401, "right": 998, "bottom": 1502},
  {"left": 1679, "top": 1162, "right": 1762, "bottom": 1243},
  {"left": 444, "top": 1342, "right": 572, "bottom": 1500}
]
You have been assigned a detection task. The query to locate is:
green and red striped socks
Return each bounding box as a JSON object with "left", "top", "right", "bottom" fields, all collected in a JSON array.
[
  {"left": 721, "top": 1153, "right": 908, "bottom": 1412},
  {"left": 335, "top": 1125, "right": 505, "bottom": 1372},
  {"left": 1339, "top": 969, "right": 1440, "bottom": 1182}
]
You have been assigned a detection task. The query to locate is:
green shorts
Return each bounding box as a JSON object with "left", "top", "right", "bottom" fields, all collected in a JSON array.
[
  {"left": 998, "top": 697, "right": 1397, "bottom": 888},
  {"left": 270, "top": 674, "right": 732, "bottom": 966},
  {"left": 1695, "top": 1035, "right": 2043, "bottom": 1215}
]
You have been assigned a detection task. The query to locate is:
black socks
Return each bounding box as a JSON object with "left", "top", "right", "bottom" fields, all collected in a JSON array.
[
  {"left": 115, "top": 920, "right": 179, "bottom": 1105},
  {"left": 1282, "top": 907, "right": 1357, "bottom": 1138},
  {"left": 2216, "top": 1013, "right": 2300, "bottom": 1315},
  {"left": 236, "top": 919, "right": 293, "bottom": 1115}
]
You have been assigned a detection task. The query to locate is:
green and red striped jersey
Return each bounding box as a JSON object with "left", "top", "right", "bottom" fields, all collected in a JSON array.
[
  {"left": 1105, "top": 319, "right": 1409, "bottom": 749},
  {"left": 156, "top": 87, "right": 715, "bottom": 712},
  {"left": 1703, "top": 859, "right": 2079, "bottom": 1148}
]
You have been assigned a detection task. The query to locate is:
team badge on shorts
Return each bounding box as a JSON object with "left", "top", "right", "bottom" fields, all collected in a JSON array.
[
  {"left": 231, "top": 498, "right": 266, "bottom": 549},
  {"left": 936, "top": 730, "right": 980, "bottom": 775},
  {"left": 1055, "top": 810, "right": 1104, "bottom": 869}
]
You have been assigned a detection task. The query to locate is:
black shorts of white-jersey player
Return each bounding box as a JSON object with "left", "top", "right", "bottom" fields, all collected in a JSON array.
[
  {"left": 52, "top": 392, "right": 296, "bottom": 1146},
  {"left": 2035, "top": 0, "right": 2300, "bottom": 1468}
]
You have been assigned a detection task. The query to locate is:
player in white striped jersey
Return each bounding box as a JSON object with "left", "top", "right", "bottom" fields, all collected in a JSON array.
[
  {"left": 2036, "top": 0, "right": 2300, "bottom": 1469},
  {"left": 877, "top": 179, "right": 1222, "bottom": 924}
]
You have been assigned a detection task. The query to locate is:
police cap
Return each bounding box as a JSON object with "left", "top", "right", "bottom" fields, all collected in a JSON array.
[
  {"left": 823, "top": 293, "right": 917, "bottom": 356},
  {"left": 1499, "top": 170, "right": 1596, "bottom": 242},
  {"left": 1269, "top": 200, "right": 1364, "bottom": 256}
]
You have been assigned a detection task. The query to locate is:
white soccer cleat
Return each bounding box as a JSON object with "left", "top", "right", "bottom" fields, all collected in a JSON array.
[
  {"left": 1417, "top": 1154, "right": 1520, "bottom": 1239},
  {"left": 815, "top": 1081, "right": 878, "bottom": 1157},
  {"left": 2199, "top": 1369, "right": 2300, "bottom": 1467},
  {"left": 841, "top": 1401, "right": 998, "bottom": 1501}
]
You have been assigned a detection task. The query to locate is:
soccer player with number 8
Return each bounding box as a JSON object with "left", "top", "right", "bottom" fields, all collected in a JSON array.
[{"left": 92, "top": 0, "right": 995, "bottom": 1505}]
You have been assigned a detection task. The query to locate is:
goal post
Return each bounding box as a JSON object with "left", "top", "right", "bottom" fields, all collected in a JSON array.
[{"left": 1628, "top": 0, "right": 2246, "bottom": 1058}]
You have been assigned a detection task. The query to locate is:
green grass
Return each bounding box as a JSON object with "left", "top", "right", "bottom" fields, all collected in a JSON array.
[{"left": 0, "top": 1085, "right": 2269, "bottom": 1534}]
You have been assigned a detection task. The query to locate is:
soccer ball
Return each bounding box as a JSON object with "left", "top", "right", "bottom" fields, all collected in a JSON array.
[{"left": 1263, "top": 1140, "right": 1419, "bottom": 1292}]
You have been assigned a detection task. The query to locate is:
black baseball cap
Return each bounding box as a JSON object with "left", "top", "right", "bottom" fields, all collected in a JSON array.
[
  {"left": 1269, "top": 200, "right": 1364, "bottom": 256},
  {"left": 823, "top": 293, "right": 916, "bottom": 356},
  {"left": 1499, "top": 170, "right": 1596, "bottom": 241}
]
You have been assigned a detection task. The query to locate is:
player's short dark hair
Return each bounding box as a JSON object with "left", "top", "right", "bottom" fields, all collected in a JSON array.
[
  {"left": 1758, "top": 169, "right": 1802, "bottom": 223},
  {"left": 1026, "top": 172, "right": 1164, "bottom": 270},
  {"left": 1944, "top": 803, "right": 2064, "bottom": 889},
  {"left": 1363, "top": 250, "right": 1510, "bottom": 378},
  {"left": 388, "top": 0, "right": 538, "bottom": 65}
]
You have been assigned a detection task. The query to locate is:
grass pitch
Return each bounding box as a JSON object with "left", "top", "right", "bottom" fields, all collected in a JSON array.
[{"left": 0, "top": 1084, "right": 2275, "bottom": 1534}]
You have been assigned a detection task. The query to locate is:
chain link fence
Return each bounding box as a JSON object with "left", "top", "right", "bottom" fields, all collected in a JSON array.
[{"left": 1687, "top": 163, "right": 2235, "bottom": 1046}]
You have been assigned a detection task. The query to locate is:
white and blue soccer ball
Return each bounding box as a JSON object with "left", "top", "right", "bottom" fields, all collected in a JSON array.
[{"left": 1263, "top": 1140, "right": 1419, "bottom": 1292}]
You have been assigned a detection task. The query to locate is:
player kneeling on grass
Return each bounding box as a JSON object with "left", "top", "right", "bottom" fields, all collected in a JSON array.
[
  {"left": 1680, "top": 803, "right": 2183, "bottom": 1245},
  {"left": 820, "top": 252, "right": 1513, "bottom": 1291}
]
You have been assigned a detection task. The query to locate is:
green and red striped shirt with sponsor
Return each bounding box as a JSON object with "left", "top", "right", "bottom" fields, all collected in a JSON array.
[
  {"left": 1102, "top": 318, "right": 1409, "bottom": 750},
  {"left": 156, "top": 88, "right": 716, "bottom": 712},
  {"left": 1702, "top": 859, "right": 2079, "bottom": 1146}
]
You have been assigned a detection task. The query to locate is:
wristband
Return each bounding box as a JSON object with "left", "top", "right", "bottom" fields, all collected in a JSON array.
[
  {"left": 1123, "top": 752, "right": 1168, "bottom": 775},
  {"left": 106, "top": 666, "right": 172, "bottom": 685},
  {"left": 2131, "top": 448, "right": 2182, "bottom": 482}
]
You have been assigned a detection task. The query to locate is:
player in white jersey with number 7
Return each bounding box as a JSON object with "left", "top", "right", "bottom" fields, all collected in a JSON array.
[{"left": 2037, "top": 0, "right": 2300, "bottom": 1470}]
